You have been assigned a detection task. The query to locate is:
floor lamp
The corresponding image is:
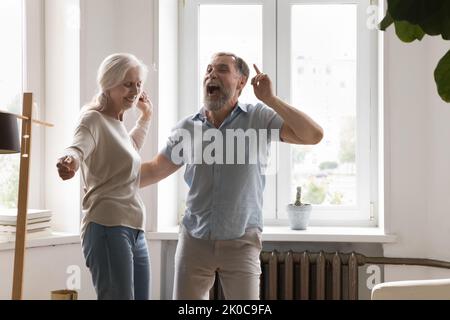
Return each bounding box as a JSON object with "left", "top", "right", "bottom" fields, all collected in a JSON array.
[{"left": 0, "top": 93, "right": 53, "bottom": 300}]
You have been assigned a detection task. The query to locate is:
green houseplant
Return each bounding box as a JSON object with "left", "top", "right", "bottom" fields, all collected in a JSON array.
[{"left": 380, "top": 0, "right": 450, "bottom": 102}]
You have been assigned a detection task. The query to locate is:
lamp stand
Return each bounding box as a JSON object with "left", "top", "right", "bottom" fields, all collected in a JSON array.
[{"left": 11, "top": 93, "right": 33, "bottom": 300}]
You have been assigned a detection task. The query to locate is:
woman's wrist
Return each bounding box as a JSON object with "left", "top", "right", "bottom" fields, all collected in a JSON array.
[
  {"left": 139, "top": 112, "right": 152, "bottom": 122},
  {"left": 138, "top": 114, "right": 152, "bottom": 125}
]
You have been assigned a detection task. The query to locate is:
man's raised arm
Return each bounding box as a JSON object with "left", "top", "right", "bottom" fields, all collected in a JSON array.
[{"left": 251, "top": 64, "right": 323, "bottom": 145}]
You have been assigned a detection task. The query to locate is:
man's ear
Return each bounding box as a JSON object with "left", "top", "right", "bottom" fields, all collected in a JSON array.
[{"left": 237, "top": 76, "right": 248, "bottom": 92}]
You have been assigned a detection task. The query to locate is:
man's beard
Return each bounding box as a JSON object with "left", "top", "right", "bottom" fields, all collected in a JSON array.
[{"left": 203, "top": 86, "right": 232, "bottom": 111}]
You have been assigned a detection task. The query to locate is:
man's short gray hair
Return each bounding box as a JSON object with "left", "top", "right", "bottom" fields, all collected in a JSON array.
[{"left": 213, "top": 52, "right": 249, "bottom": 79}]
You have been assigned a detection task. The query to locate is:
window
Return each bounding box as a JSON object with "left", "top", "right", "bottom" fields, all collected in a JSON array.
[
  {"left": 198, "top": 4, "right": 263, "bottom": 106},
  {"left": 0, "top": 0, "right": 23, "bottom": 209},
  {"left": 0, "top": 0, "right": 45, "bottom": 212},
  {"left": 180, "top": 0, "right": 277, "bottom": 218},
  {"left": 276, "top": 0, "right": 378, "bottom": 226},
  {"left": 179, "top": 0, "right": 380, "bottom": 226}
]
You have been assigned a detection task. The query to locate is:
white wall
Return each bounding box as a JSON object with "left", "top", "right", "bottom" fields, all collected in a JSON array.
[
  {"left": 0, "top": 243, "right": 96, "bottom": 299},
  {"left": 25, "top": 0, "right": 46, "bottom": 211},
  {"left": 425, "top": 37, "right": 450, "bottom": 263},
  {"left": 79, "top": 0, "right": 158, "bottom": 231},
  {"left": 155, "top": 0, "right": 180, "bottom": 230},
  {"left": 382, "top": 28, "right": 450, "bottom": 280},
  {"left": 45, "top": 0, "right": 81, "bottom": 233},
  {"left": 383, "top": 27, "right": 428, "bottom": 258}
]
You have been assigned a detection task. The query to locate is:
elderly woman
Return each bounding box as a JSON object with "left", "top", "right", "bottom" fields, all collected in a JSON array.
[{"left": 56, "top": 53, "right": 153, "bottom": 300}]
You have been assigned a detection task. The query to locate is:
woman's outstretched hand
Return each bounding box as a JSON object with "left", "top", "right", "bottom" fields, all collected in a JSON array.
[{"left": 56, "top": 155, "right": 79, "bottom": 180}]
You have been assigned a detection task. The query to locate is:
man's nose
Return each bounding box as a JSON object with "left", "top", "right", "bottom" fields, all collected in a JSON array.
[
  {"left": 208, "top": 74, "right": 218, "bottom": 82},
  {"left": 208, "top": 68, "right": 218, "bottom": 79}
]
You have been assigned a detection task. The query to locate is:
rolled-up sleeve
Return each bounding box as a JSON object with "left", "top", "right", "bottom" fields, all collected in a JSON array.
[
  {"left": 256, "top": 104, "right": 284, "bottom": 142},
  {"left": 160, "top": 123, "right": 189, "bottom": 166}
]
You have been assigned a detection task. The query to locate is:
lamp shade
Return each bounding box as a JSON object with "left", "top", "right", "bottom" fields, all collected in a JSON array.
[{"left": 0, "top": 111, "right": 20, "bottom": 154}]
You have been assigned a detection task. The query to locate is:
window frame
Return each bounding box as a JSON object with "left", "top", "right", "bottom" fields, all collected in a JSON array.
[
  {"left": 0, "top": 0, "right": 45, "bottom": 211},
  {"left": 180, "top": 0, "right": 277, "bottom": 119},
  {"left": 178, "top": 0, "right": 381, "bottom": 227},
  {"left": 179, "top": 0, "right": 278, "bottom": 219},
  {"left": 276, "top": 0, "right": 379, "bottom": 227},
  {"left": 24, "top": 0, "right": 46, "bottom": 211}
]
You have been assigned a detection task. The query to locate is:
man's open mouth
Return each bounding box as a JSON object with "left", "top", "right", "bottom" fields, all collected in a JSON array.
[{"left": 207, "top": 84, "right": 221, "bottom": 96}]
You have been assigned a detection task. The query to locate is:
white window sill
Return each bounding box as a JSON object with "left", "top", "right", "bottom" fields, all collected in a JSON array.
[
  {"left": 0, "top": 232, "right": 80, "bottom": 252},
  {"left": 146, "top": 226, "right": 396, "bottom": 243},
  {"left": 0, "top": 226, "right": 395, "bottom": 252}
]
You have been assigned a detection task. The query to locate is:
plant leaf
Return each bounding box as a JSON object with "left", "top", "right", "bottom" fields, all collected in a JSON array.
[
  {"left": 442, "top": 18, "right": 450, "bottom": 40},
  {"left": 388, "top": 0, "right": 446, "bottom": 37},
  {"left": 389, "top": 0, "right": 441, "bottom": 24},
  {"left": 441, "top": 1, "right": 450, "bottom": 40},
  {"left": 379, "top": 11, "right": 394, "bottom": 31},
  {"left": 394, "top": 21, "right": 425, "bottom": 42},
  {"left": 388, "top": 0, "right": 424, "bottom": 23},
  {"left": 434, "top": 50, "right": 450, "bottom": 103},
  {"left": 419, "top": 9, "right": 446, "bottom": 36}
]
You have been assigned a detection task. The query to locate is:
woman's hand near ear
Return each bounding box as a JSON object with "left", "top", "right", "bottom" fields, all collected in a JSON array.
[{"left": 137, "top": 91, "right": 153, "bottom": 121}]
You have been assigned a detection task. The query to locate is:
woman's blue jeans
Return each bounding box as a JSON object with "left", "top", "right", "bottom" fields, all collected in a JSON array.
[{"left": 82, "top": 222, "right": 150, "bottom": 300}]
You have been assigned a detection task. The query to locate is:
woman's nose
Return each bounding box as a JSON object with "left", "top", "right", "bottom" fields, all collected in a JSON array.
[{"left": 130, "top": 85, "right": 139, "bottom": 94}]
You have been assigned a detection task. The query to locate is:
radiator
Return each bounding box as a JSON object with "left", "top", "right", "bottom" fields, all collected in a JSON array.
[
  {"left": 211, "top": 250, "right": 365, "bottom": 300},
  {"left": 260, "top": 251, "right": 362, "bottom": 300},
  {"left": 210, "top": 250, "right": 450, "bottom": 300}
]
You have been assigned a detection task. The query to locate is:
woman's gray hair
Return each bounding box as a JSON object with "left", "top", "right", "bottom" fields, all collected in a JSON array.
[{"left": 82, "top": 53, "right": 148, "bottom": 112}]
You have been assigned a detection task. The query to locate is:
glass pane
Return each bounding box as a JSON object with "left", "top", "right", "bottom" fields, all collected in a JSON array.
[
  {"left": 290, "top": 4, "right": 357, "bottom": 206},
  {"left": 0, "top": 0, "right": 22, "bottom": 209},
  {"left": 199, "top": 4, "right": 262, "bottom": 106},
  {"left": 198, "top": 5, "right": 277, "bottom": 218}
]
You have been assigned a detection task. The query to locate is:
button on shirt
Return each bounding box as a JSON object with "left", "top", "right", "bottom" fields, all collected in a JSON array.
[{"left": 161, "top": 102, "right": 284, "bottom": 240}]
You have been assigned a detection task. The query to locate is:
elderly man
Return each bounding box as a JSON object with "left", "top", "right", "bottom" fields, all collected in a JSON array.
[{"left": 140, "top": 52, "right": 323, "bottom": 299}]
